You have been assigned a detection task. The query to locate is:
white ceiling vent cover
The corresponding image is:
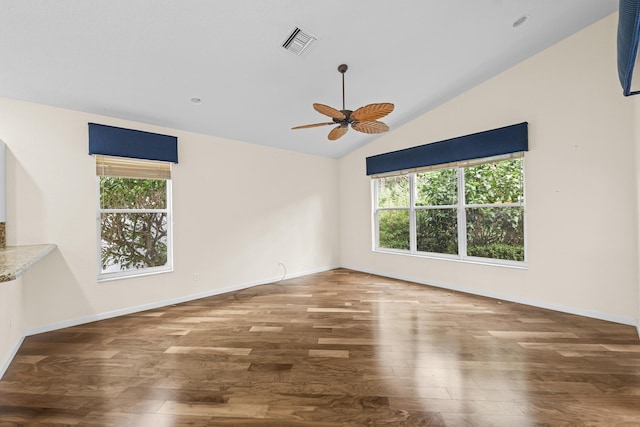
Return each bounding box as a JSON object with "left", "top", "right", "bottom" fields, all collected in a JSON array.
[{"left": 282, "top": 27, "right": 317, "bottom": 56}]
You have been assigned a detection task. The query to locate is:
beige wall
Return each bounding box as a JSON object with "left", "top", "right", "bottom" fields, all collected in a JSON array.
[
  {"left": 339, "top": 13, "right": 639, "bottom": 325},
  {"left": 0, "top": 98, "right": 340, "bottom": 334}
]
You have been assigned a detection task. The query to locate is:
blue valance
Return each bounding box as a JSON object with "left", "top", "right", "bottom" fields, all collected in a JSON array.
[
  {"left": 618, "top": 0, "right": 640, "bottom": 96},
  {"left": 366, "top": 122, "right": 528, "bottom": 176},
  {"left": 88, "top": 123, "right": 178, "bottom": 163}
]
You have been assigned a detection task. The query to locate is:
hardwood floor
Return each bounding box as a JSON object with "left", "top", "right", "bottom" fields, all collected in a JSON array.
[{"left": 1, "top": 269, "right": 639, "bottom": 426}]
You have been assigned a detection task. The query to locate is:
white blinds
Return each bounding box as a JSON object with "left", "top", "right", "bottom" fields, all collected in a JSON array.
[{"left": 95, "top": 155, "right": 171, "bottom": 180}]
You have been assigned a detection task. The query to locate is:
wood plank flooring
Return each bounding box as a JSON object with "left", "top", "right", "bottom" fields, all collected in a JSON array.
[{"left": 1, "top": 268, "right": 640, "bottom": 426}]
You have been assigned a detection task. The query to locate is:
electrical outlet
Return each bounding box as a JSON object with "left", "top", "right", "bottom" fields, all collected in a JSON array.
[{"left": 193, "top": 273, "right": 199, "bottom": 282}]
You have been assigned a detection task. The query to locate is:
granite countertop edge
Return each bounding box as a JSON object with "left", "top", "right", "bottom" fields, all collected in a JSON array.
[{"left": 0, "top": 244, "right": 57, "bottom": 283}]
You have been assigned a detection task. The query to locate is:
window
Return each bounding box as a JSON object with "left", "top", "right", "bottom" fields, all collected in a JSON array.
[
  {"left": 376, "top": 175, "right": 410, "bottom": 250},
  {"left": 416, "top": 168, "right": 459, "bottom": 255},
  {"left": 374, "top": 155, "right": 525, "bottom": 265},
  {"left": 96, "top": 155, "right": 173, "bottom": 280}
]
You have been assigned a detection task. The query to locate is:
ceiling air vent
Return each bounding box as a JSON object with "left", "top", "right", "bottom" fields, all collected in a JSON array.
[{"left": 282, "top": 27, "right": 317, "bottom": 56}]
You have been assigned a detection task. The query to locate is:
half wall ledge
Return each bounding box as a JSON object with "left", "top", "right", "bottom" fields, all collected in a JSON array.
[{"left": 0, "top": 244, "right": 57, "bottom": 283}]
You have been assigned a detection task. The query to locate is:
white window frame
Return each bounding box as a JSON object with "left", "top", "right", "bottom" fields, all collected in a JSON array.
[
  {"left": 372, "top": 155, "right": 526, "bottom": 267},
  {"left": 96, "top": 174, "right": 174, "bottom": 282}
]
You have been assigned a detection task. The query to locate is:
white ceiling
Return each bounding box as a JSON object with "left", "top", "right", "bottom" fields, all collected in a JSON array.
[{"left": 0, "top": 0, "right": 618, "bottom": 158}]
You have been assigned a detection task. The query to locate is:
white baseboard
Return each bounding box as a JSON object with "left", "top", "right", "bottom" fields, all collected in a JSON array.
[
  {"left": 341, "top": 264, "right": 639, "bottom": 330},
  {"left": 0, "top": 335, "right": 25, "bottom": 380}
]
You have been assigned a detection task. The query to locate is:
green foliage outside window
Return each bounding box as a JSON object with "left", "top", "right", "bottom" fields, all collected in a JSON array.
[
  {"left": 416, "top": 169, "right": 458, "bottom": 254},
  {"left": 378, "top": 209, "right": 410, "bottom": 250},
  {"left": 376, "top": 176, "right": 410, "bottom": 250},
  {"left": 416, "top": 208, "right": 458, "bottom": 254},
  {"left": 464, "top": 160, "right": 523, "bottom": 204},
  {"left": 464, "top": 159, "right": 524, "bottom": 261},
  {"left": 376, "top": 158, "right": 525, "bottom": 262},
  {"left": 466, "top": 207, "right": 524, "bottom": 261},
  {"left": 100, "top": 177, "right": 168, "bottom": 272},
  {"left": 416, "top": 169, "right": 457, "bottom": 206},
  {"left": 377, "top": 175, "right": 409, "bottom": 207}
]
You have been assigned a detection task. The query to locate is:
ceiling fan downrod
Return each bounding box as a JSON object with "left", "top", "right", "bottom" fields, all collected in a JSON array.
[{"left": 338, "top": 64, "right": 348, "bottom": 113}]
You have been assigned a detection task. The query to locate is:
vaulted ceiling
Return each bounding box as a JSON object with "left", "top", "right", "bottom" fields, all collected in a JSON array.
[{"left": 0, "top": 0, "right": 618, "bottom": 158}]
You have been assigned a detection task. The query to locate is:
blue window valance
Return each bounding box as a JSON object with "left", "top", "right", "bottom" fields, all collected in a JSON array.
[
  {"left": 88, "top": 123, "right": 178, "bottom": 163},
  {"left": 366, "top": 122, "right": 528, "bottom": 176},
  {"left": 618, "top": 0, "right": 640, "bottom": 96}
]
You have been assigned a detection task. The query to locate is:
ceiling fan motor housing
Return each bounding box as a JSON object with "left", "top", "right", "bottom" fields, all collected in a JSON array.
[{"left": 334, "top": 110, "right": 354, "bottom": 125}]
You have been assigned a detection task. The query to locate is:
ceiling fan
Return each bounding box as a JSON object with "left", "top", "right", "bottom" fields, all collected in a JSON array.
[{"left": 292, "top": 64, "right": 394, "bottom": 141}]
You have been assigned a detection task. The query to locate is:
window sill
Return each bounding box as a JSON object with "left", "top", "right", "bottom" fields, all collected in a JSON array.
[
  {"left": 373, "top": 248, "right": 527, "bottom": 270},
  {"left": 98, "top": 267, "right": 173, "bottom": 283}
]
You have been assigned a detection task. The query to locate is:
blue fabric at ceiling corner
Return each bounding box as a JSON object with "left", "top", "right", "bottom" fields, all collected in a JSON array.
[
  {"left": 88, "top": 123, "right": 178, "bottom": 163},
  {"left": 365, "top": 122, "right": 528, "bottom": 176},
  {"left": 618, "top": 0, "right": 640, "bottom": 96}
]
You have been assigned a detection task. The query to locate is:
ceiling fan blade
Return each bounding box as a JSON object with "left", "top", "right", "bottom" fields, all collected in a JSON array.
[
  {"left": 352, "top": 120, "right": 390, "bottom": 134},
  {"left": 313, "top": 103, "right": 346, "bottom": 120},
  {"left": 328, "top": 125, "right": 348, "bottom": 140},
  {"left": 351, "top": 103, "right": 394, "bottom": 122},
  {"left": 291, "top": 122, "right": 335, "bottom": 130}
]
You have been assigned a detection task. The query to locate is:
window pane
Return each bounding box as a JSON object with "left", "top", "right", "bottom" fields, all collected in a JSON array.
[
  {"left": 377, "top": 176, "right": 409, "bottom": 208},
  {"left": 416, "top": 209, "right": 458, "bottom": 254},
  {"left": 466, "top": 207, "right": 524, "bottom": 261},
  {"left": 378, "top": 209, "right": 410, "bottom": 250},
  {"left": 465, "top": 159, "right": 523, "bottom": 204},
  {"left": 416, "top": 169, "right": 457, "bottom": 206},
  {"left": 100, "top": 177, "right": 167, "bottom": 209},
  {"left": 100, "top": 212, "right": 168, "bottom": 272}
]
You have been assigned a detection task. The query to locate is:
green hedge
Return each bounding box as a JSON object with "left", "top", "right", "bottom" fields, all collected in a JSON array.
[{"left": 467, "top": 243, "right": 524, "bottom": 261}]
